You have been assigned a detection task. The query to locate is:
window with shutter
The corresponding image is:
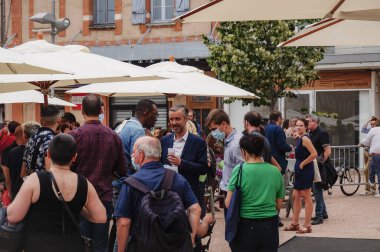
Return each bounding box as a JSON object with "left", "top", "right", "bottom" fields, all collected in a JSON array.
[
  {"left": 175, "top": 0, "right": 189, "bottom": 17},
  {"left": 93, "top": 0, "right": 115, "bottom": 26}
]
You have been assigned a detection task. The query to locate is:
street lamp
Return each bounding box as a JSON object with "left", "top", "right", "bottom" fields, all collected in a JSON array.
[{"left": 30, "top": 12, "right": 70, "bottom": 44}]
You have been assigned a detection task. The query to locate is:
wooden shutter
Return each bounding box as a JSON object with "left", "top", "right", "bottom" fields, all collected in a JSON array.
[
  {"left": 107, "top": 0, "right": 115, "bottom": 24},
  {"left": 132, "top": 0, "right": 146, "bottom": 24},
  {"left": 94, "top": 0, "right": 106, "bottom": 24},
  {"left": 175, "top": 0, "right": 189, "bottom": 17}
]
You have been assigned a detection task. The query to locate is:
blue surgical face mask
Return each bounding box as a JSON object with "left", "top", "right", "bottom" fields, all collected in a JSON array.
[
  {"left": 211, "top": 128, "right": 225, "bottom": 141},
  {"left": 131, "top": 157, "right": 140, "bottom": 171},
  {"left": 99, "top": 114, "right": 104, "bottom": 122}
]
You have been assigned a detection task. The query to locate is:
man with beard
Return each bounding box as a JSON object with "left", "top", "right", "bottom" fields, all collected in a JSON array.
[{"left": 161, "top": 105, "right": 208, "bottom": 216}]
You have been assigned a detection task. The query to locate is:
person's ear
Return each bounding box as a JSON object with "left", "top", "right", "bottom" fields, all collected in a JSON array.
[
  {"left": 72, "top": 153, "right": 78, "bottom": 163},
  {"left": 47, "top": 150, "right": 51, "bottom": 159}
]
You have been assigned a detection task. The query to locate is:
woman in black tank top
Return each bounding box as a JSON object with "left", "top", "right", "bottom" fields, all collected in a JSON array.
[{"left": 6, "top": 134, "right": 106, "bottom": 252}]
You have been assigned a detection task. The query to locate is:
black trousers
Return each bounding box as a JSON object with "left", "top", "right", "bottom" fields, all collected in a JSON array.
[{"left": 230, "top": 216, "right": 279, "bottom": 252}]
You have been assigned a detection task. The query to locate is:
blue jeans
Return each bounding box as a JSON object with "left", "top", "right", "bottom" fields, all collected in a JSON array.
[
  {"left": 80, "top": 201, "right": 113, "bottom": 252},
  {"left": 369, "top": 156, "right": 380, "bottom": 193},
  {"left": 313, "top": 182, "right": 327, "bottom": 218}
]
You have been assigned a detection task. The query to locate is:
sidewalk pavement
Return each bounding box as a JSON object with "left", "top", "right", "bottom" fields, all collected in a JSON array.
[{"left": 207, "top": 187, "right": 380, "bottom": 251}]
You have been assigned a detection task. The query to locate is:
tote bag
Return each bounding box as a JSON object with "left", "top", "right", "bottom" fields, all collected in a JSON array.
[{"left": 225, "top": 163, "right": 243, "bottom": 244}]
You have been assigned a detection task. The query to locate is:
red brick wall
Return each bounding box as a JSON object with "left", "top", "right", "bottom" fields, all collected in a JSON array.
[
  {"left": 59, "top": 0, "right": 66, "bottom": 37},
  {"left": 11, "top": 0, "right": 23, "bottom": 44},
  {"left": 82, "top": 0, "right": 92, "bottom": 36}
]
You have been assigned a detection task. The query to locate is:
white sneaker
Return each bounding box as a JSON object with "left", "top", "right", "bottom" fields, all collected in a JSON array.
[
  {"left": 360, "top": 190, "right": 373, "bottom": 196},
  {"left": 374, "top": 193, "right": 380, "bottom": 198}
]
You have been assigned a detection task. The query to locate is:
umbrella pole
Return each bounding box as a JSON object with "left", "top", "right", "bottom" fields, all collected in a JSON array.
[
  {"left": 43, "top": 94, "right": 48, "bottom": 107},
  {"left": 165, "top": 94, "right": 169, "bottom": 129}
]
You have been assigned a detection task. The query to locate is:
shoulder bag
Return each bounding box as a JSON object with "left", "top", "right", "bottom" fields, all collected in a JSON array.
[
  {"left": 48, "top": 172, "right": 93, "bottom": 252},
  {"left": 0, "top": 207, "right": 26, "bottom": 251},
  {"left": 225, "top": 163, "right": 243, "bottom": 244}
]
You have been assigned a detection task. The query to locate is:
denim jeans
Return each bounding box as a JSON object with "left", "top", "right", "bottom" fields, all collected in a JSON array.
[
  {"left": 313, "top": 182, "right": 327, "bottom": 218},
  {"left": 80, "top": 201, "right": 113, "bottom": 252},
  {"left": 230, "top": 216, "right": 279, "bottom": 252},
  {"left": 369, "top": 156, "right": 380, "bottom": 193}
]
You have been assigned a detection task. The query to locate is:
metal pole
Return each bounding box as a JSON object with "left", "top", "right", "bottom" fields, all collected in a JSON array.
[
  {"left": 51, "top": 0, "right": 56, "bottom": 97},
  {"left": 0, "top": 0, "right": 5, "bottom": 46},
  {"left": 51, "top": 0, "right": 56, "bottom": 44}
]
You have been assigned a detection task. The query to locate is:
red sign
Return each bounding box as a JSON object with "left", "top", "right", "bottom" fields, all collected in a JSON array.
[{"left": 70, "top": 93, "right": 87, "bottom": 110}]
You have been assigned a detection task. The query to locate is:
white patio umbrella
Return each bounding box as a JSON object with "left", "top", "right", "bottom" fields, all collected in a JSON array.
[
  {"left": 66, "top": 61, "right": 258, "bottom": 99},
  {"left": 10, "top": 40, "right": 160, "bottom": 83},
  {"left": 0, "top": 90, "right": 76, "bottom": 107},
  {"left": 0, "top": 47, "right": 65, "bottom": 74},
  {"left": 66, "top": 72, "right": 258, "bottom": 98},
  {"left": 4, "top": 39, "right": 161, "bottom": 105},
  {"left": 278, "top": 18, "right": 380, "bottom": 47},
  {"left": 175, "top": 0, "right": 380, "bottom": 23}
]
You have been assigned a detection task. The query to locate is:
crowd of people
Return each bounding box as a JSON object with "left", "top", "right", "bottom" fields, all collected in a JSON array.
[{"left": 0, "top": 94, "right": 378, "bottom": 252}]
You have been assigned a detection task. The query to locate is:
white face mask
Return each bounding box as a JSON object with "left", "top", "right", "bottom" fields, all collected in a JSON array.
[{"left": 131, "top": 157, "right": 141, "bottom": 171}]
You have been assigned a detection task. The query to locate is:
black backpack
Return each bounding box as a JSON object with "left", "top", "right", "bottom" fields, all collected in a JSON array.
[
  {"left": 318, "top": 159, "right": 338, "bottom": 190},
  {"left": 124, "top": 169, "right": 193, "bottom": 252}
]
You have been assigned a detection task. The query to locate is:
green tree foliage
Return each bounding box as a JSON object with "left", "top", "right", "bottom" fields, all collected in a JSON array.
[{"left": 204, "top": 21, "right": 324, "bottom": 111}]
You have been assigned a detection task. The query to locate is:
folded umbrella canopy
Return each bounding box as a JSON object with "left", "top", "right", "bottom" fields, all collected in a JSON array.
[
  {"left": 0, "top": 90, "right": 76, "bottom": 107},
  {"left": 175, "top": 0, "right": 380, "bottom": 23},
  {"left": 0, "top": 47, "right": 65, "bottom": 74},
  {"left": 278, "top": 18, "right": 380, "bottom": 46}
]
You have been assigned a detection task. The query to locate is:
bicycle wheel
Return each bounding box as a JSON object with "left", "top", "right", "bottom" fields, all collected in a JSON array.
[{"left": 340, "top": 168, "right": 361, "bottom": 196}]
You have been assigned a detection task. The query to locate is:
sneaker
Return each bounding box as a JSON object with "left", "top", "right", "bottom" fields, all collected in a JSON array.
[
  {"left": 360, "top": 190, "right": 373, "bottom": 196},
  {"left": 311, "top": 217, "right": 323, "bottom": 225},
  {"left": 374, "top": 194, "right": 380, "bottom": 198}
]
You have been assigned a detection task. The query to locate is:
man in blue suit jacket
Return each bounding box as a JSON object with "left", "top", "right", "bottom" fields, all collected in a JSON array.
[
  {"left": 265, "top": 111, "right": 292, "bottom": 174},
  {"left": 161, "top": 105, "right": 208, "bottom": 215}
]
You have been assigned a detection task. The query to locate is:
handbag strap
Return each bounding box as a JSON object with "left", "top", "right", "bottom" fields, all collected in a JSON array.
[
  {"left": 48, "top": 171, "right": 83, "bottom": 235},
  {"left": 236, "top": 163, "right": 243, "bottom": 189}
]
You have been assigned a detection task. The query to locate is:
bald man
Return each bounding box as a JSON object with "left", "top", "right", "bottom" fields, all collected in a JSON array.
[{"left": 115, "top": 136, "right": 201, "bottom": 252}]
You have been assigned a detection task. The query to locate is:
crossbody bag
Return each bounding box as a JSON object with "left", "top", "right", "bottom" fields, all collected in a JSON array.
[{"left": 48, "top": 171, "right": 93, "bottom": 252}]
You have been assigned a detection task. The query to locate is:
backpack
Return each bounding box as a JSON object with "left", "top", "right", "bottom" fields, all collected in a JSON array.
[
  {"left": 318, "top": 159, "right": 338, "bottom": 190},
  {"left": 124, "top": 169, "right": 193, "bottom": 252}
]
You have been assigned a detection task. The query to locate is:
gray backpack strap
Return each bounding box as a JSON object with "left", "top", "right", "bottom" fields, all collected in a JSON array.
[
  {"left": 124, "top": 176, "right": 150, "bottom": 194},
  {"left": 161, "top": 169, "right": 175, "bottom": 191}
]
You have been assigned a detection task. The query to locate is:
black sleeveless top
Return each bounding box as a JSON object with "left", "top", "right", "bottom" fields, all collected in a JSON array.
[{"left": 25, "top": 171, "right": 88, "bottom": 251}]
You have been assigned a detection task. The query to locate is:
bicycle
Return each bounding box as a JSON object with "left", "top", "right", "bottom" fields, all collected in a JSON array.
[
  {"left": 335, "top": 162, "right": 361, "bottom": 196},
  {"left": 331, "top": 146, "right": 361, "bottom": 196}
]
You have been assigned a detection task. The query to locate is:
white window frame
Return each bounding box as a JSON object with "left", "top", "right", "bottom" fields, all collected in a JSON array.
[{"left": 151, "top": 0, "right": 174, "bottom": 23}]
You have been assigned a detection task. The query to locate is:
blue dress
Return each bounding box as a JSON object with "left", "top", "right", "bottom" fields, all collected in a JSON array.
[{"left": 294, "top": 135, "right": 314, "bottom": 190}]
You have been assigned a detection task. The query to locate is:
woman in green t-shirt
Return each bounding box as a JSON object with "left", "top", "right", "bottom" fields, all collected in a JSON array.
[{"left": 225, "top": 133, "right": 285, "bottom": 252}]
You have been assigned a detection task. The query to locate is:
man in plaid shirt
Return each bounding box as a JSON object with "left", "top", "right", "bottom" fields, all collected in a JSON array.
[{"left": 70, "top": 94, "right": 127, "bottom": 252}]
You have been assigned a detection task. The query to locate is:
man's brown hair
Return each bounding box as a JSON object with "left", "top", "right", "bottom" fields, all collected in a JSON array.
[{"left": 204, "top": 109, "right": 230, "bottom": 127}]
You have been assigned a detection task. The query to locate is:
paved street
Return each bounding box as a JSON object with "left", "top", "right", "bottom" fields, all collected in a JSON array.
[{"left": 207, "top": 186, "right": 380, "bottom": 251}]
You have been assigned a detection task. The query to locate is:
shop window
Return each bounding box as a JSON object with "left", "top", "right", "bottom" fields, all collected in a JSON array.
[
  {"left": 93, "top": 0, "right": 115, "bottom": 26},
  {"left": 316, "top": 91, "right": 360, "bottom": 146},
  {"left": 191, "top": 96, "right": 212, "bottom": 103},
  {"left": 284, "top": 94, "right": 310, "bottom": 119}
]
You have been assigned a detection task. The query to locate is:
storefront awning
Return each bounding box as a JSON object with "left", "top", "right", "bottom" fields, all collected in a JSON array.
[{"left": 90, "top": 42, "right": 210, "bottom": 62}]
